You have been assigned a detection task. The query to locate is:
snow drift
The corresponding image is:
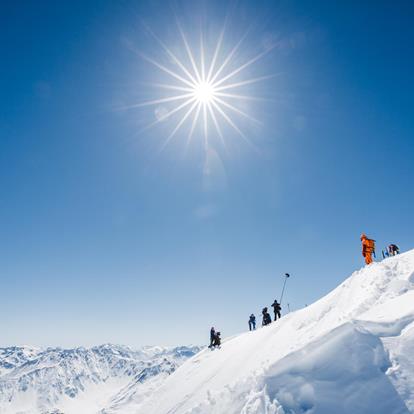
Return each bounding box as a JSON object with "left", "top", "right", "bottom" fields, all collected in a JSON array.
[{"left": 136, "top": 250, "right": 414, "bottom": 414}]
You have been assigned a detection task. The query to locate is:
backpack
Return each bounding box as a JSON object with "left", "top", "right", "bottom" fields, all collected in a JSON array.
[{"left": 366, "top": 238, "right": 375, "bottom": 252}]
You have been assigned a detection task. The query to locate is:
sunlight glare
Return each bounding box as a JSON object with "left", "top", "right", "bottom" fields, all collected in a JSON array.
[
  {"left": 125, "top": 22, "right": 277, "bottom": 150},
  {"left": 193, "top": 81, "right": 215, "bottom": 104}
]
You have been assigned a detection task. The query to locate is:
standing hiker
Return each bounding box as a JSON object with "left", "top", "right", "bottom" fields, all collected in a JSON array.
[
  {"left": 361, "top": 233, "right": 375, "bottom": 265},
  {"left": 248, "top": 314, "right": 256, "bottom": 331},
  {"left": 209, "top": 327, "right": 216, "bottom": 348},
  {"left": 271, "top": 300, "right": 281, "bottom": 321}
]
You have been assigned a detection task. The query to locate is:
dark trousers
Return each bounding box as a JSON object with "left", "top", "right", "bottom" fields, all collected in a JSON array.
[
  {"left": 249, "top": 321, "right": 256, "bottom": 331},
  {"left": 274, "top": 311, "right": 281, "bottom": 321}
]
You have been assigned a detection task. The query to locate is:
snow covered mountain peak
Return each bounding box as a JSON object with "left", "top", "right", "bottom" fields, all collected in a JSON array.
[{"left": 136, "top": 249, "right": 414, "bottom": 414}]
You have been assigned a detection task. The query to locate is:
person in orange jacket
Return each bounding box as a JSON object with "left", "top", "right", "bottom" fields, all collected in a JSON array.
[{"left": 361, "top": 233, "right": 375, "bottom": 265}]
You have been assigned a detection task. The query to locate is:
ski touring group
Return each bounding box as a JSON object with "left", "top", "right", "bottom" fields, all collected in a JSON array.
[
  {"left": 209, "top": 299, "right": 283, "bottom": 350},
  {"left": 248, "top": 298, "right": 282, "bottom": 331},
  {"left": 209, "top": 234, "right": 401, "bottom": 348},
  {"left": 360, "top": 233, "right": 400, "bottom": 265}
]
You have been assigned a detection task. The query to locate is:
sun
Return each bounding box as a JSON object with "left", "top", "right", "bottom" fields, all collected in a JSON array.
[
  {"left": 123, "top": 21, "right": 277, "bottom": 150},
  {"left": 193, "top": 81, "right": 216, "bottom": 104}
]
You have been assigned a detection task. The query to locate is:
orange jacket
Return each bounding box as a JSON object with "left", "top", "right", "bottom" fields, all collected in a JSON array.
[{"left": 361, "top": 237, "right": 375, "bottom": 257}]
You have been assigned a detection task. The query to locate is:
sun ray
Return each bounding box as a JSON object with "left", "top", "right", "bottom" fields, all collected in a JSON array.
[
  {"left": 203, "top": 102, "right": 208, "bottom": 148},
  {"left": 200, "top": 32, "right": 206, "bottom": 82},
  {"left": 210, "top": 99, "right": 257, "bottom": 151},
  {"left": 186, "top": 102, "right": 202, "bottom": 149},
  {"left": 213, "top": 96, "right": 262, "bottom": 125},
  {"left": 149, "top": 83, "right": 194, "bottom": 93},
  {"left": 161, "top": 100, "right": 199, "bottom": 150},
  {"left": 137, "top": 97, "right": 197, "bottom": 134},
  {"left": 214, "top": 91, "right": 274, "bottom": 102},
  {"left": 213, "top": 74, "right": 281, "bottom": 91},
  {"left": 206, "top": 28, "right": 225, "bottom": 83},
  {"left": 177, "top": 21, "right": 202, "bottom": 84},
  {"left": 212, "top": 45, "right": 276, "bottom": 89},
  {"left": 142, "top": 23, "right": 199, "bottom": 85},
  {"left": 209, "top": 28, "right": 251, "bottom": 85},
  {"left": 138, "top": 52, "right": 195, "bottom": 88},
  {"left": 211, "top": 100, "right": 243, "bottom": 137},
  {"left": 117, "top": 92, "right": 195, "bottom": 110},
  {"left": 207, "top": 101, "right": 227, "bottom": 151}
]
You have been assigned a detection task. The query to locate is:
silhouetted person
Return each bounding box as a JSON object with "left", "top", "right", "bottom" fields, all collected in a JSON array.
[
  {"left": 262, "top": 307, "right": 271, "bottom": 326},
  {"left": 249, "top": 314, "right": 256, "bottom": 331},
  {"left": 213, "top": 331, "right": 221, "bottom": 347},
  {"left": 209, "top": 327, "right": 216, "bottom": 348},
  {"left": 271, "top": 300, "right": 281, "bottom": 321}
]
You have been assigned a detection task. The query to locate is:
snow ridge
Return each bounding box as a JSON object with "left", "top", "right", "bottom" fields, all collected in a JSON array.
[{"left": 137, "top": 250, "right": 414, "bottom": 414}]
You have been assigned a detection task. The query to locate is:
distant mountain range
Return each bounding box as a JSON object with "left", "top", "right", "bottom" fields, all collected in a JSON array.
[{"left": 0, "top": 344, "right": 202, "bottom": 414}]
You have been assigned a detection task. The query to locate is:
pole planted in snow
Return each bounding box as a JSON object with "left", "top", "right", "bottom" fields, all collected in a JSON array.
[{"left": 280, "top": 273, "right": 290, "bottom": 306}]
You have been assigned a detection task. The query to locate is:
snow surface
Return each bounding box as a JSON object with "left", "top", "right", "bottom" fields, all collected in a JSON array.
[
  {"left": 2, "top": 251, "right": 414, "bottom": 414},
  {"left": 136, "top": 250, "right": 414, "bottom": 414}
]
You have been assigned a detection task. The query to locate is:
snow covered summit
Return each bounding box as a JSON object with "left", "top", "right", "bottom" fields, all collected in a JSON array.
[{"left": 137, "top": 249, "right": 414, "bottom": 414}]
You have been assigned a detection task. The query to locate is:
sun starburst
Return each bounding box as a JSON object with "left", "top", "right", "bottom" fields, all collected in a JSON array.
[
  {"left": 124, "top": 21, "right": 277, "bottom": 151},
  {"left": 193, "top": 81, "right": 216, "bottom": 104}
]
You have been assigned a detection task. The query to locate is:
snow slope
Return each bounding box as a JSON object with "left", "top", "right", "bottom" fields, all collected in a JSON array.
[
  {"left": 0, "top": 344, "right": 201, "bottom": 414},
  {"left": 136, "top": 250, "right": 414, "bottom": 414}
]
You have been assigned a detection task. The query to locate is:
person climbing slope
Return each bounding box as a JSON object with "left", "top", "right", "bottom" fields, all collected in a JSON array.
[
  {"left": 209, "top": 327, "right": 216, "bottom": 348},
  {"left": 271, "top": 300, "right": 281, "bottom": 321},
  {"left": 361, "top": 233, "right": 375, "bottom": 265},
  {"left": 248, "top": 314, "right": 256, "bottom": 331}
]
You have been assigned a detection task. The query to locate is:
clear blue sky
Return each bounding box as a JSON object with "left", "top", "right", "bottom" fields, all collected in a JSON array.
[{"left": 1, "top": 0, "right": 413, "bottom": 348}]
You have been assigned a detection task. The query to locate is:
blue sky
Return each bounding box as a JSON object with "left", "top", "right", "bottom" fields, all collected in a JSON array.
[{"left": 1, "top": 0, "right": 413, "bottom": 347}]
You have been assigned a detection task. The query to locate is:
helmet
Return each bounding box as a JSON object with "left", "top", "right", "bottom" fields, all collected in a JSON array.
[{"left": 360, "top": 233, "right": 367, "bottom": 240}]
